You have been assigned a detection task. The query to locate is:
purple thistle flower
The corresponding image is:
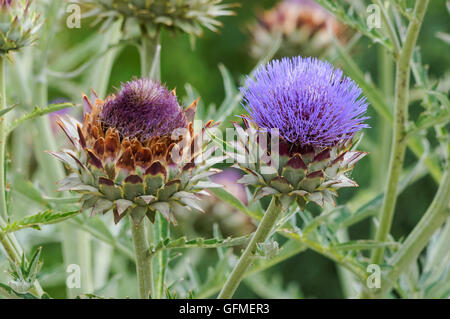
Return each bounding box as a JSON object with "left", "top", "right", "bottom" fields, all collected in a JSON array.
[
  {"left": 241, "top": 56, "right": 369, "bottom": 149},
  {"left": 100, "top": 78, "right": 187, "bottom": 141},
  {"left": 0, "top": 0, "right": 13, "bottom": 9}
]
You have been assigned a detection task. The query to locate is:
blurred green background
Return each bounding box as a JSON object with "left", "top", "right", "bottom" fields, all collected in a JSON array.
[{"left": 36, "top": 0, "right": 449, "bottom": 298}]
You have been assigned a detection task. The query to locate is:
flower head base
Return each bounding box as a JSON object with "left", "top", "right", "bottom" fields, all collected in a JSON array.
[
  {"left": 234, "top": 56, "right": 368, "bottom": 210},
  {"left": 249, "top": 0, "right": 347, "bottom": 59},
  {"left": 52, "top": 78, "right": 222, "bottom": 227},
  {"left": 101, "top": 78, "right": 187, "bottom": 141},
  {"left": 0, "top": 0, "right": 41, "bottom": 55},
  {"left": 80, "top": 0, "right": 236, "bottom": 37}
]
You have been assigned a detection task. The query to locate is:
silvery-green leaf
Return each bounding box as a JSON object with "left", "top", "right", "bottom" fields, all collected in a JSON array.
[
  {"left": 322, "top": 189, "right": 336, "bottom": 206},
  {"left": 204, "top": 156, "right": 227, "bottom": 168},
  {"left": 150, "top": 202, "right": 172, "bottom": 222},
  {"left": 341, "top": 151, "right": 367, "bottom": 169},
  {"left": 173, "top": 191, "right": 199, "bottom": 201},
  {"left": 1, "top": 210, "right": 80, "bottom": 233},
  {"left": 192, "top": 181, "right": 222, "bottom": 189},
  {"left": 179, "top": 197, "right": 204, "bottom": 213},
  {"left": 318, "top": 180, "right": 340, "bottom": 189},
  {"left": 91, "top": 199, "right": 113, "bottom": 216},
  {"left": 270, "top": 176, "right": 293, "bottom": 193},
  {"left": 190, "top": 170, "right": 220, "bottom": 183},
  {"left": 135, "top": 195, "right": 156, "bottom": 205},
  {"left": 309, "top": 192, "right": 325, "bottom": 207},
  {"left": 115, "top": 199, "right": 134, "bottom": 215},
  {"left": 289, "top": 190, "right": 308, "bottom": 197},
  {"left": 71, "top": 184, "right": 100, "bottom": 193},
  {"left": 129, "top": 206, "right": 148, "bottom": 227},
  {"left": 255, "top": 187, "right": 279, "bottom": 201},
  {"left": 196, "top": 190, "right": 211, "bottom": 196},
  {"left": 57, "top": 175, "right": 82, "bottom": 191},
  {"left": 333, "top": 175, "right": 358, "bottom": 188},
  {"left": 279, "top": 194, "right": 295, "bottom": 211},
  {"left": 238, "top": 174, "right": 259, "bottom": 185},
  {"left": 47, "top": 151, "right": 79, "bottom": 170}
]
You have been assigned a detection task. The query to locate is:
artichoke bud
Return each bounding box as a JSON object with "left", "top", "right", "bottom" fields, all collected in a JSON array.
[
  {"left": 249, "top": 0, "right": 347, "bottom": 60},
  {"left": 80, "top": 0, "right": 236, "bottom": 37},
  {"left": 52, "top": 78, "right": 222, "bottom": 227},
  {"left": 0, "top": 0, "right": 41, "bottom": 55}
]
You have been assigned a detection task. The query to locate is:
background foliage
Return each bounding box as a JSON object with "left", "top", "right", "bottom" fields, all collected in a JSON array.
[{"left": 0, "top": 0, "right": 448, "bottom": 299}]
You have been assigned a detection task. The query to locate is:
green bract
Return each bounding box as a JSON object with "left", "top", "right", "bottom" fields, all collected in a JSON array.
[
  {"left": 80, "top": 0, "right": 236, "bottom": 36},
  {"left": 0, "top": 0, "right": 41, "bottom": 55},
  {"left": 231, "top": 120, "right": 367, "bottom": 211}
]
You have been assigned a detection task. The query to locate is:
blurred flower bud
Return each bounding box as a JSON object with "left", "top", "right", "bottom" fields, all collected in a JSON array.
[{"left": 249, "top": 0, "right": 347, "bottom": 59}]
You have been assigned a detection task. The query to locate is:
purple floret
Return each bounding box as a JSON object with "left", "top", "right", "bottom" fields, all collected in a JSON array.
[
  {"left": 100, "top": 78, "right": 187, "bottom": 141},
  {"left": 0, "top": 0, "right": 13, "bottom": 9},
  {"left": 241, "top": 56, "right": 369, "bottom": 148}
]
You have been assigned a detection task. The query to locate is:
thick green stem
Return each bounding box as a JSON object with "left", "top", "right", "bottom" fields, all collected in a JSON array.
[
  {"left": 0, "top": 59, "right": 21, "bottom": 255},
  {"left": 139, "top": 30, "right": 160, "bottom": 296},
  {"left": 197, "top": 240, "right": 306, "bottom": 299},
  {"left": 140, "top": 31, "right": 161, "bottom": 79},
  {"left": 0, "top": 57, "right": 8, "bottom": 221},
  {"left": 373, "top": 46, "right": 393, "bottom": 192},
  {"left": 374, "top": 164, "right": 450, "bottom": 297},
  {"left": 218, "top": 197, "right": 282, "bottom": 299},
  {"left": 371, "top": 0, "right": 430, "bottom": 266},
  {"left": 0, "top": 57, "right": 44, "bottom": 297},
  {"left": 130, "top": 217, "right": 153, "bottom": 299},
  {"left": 0, "top": 232, "right": 19, "bottom": 262},
  {"left": 335, "top": 35, "right": 441, "bottom": 183}
]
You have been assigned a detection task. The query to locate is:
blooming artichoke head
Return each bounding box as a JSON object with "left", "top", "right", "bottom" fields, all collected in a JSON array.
[
  {"left": 80, "top": 0, "right": 236, "bottom": 37},
  {"left": 52, "top": 78, "right": 222, "bottom": 227},
  {"left": 0, "top": 0, "right": 41, "bottom": 55},
  {"left": 234, "top": 56, "right": 369, "bottom": 210},
  {"left": 249, "top": 0, "right": 347, "bottom": 59}
]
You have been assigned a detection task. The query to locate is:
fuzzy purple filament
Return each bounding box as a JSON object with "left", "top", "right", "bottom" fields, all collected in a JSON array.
[
  {"left": 241, "top": 56, "right": 369, "bottom": 148},
  {"left": 0, "top": 0, "right": 13, "bottom": 9},
  {"left": 100, "top": 78, "right": 187, "bottom": 141}
]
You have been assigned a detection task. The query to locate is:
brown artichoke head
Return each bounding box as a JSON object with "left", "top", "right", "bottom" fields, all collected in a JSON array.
[{"left": 52, "top": 78, "right": 223, "bottom": 227}]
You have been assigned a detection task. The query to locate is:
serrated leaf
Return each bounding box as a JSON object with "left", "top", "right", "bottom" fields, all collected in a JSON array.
[
  {"left": 0, "top": 283, "right": 43, "bottom": 299},
  {"left": 1, "top": 210, "right": 81, "bottom": 233},
  {"left": 150, "top": 234, "right": 251, "bottom": 253},
  {"left": 7, "top": 103, "right": 76, "bottom": 135}
]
